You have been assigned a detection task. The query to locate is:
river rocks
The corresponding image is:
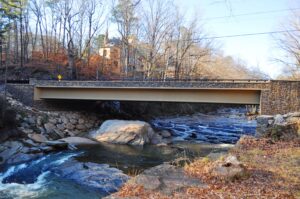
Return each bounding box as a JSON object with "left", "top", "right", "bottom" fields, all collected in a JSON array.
[
  {"left": 274, "top": 114, "right": 285, "bottom": 125},
  {"left": 59, "top": 137, "right": 98, "bottom": 146},
  {"left": 91, "top": 120, "right": 157, "bottom": 146},
  {"left": 54, "top": 160, "right": 129, "bottom": 195},
  {"left": 150, "top": 134, "right": 164, "bottom": 145},
  {"left": 66, "top": 123, "right": 75, "bottom": 130},
  {"left": 132, "top": 163, "right": 206, "bottom": 195},
  {"left": 0, "top": 141, "right": 44, "bottom": 165},
  {"left": 15, "top": 101, "right": 102, "bottom": 139},
  {"left": 256, "top": 113, "right": 300, "bottom": 140},
  {"left": 209, "top": 155, "right": 247, "bottom": 181},
  {"left": 45, "top": 140, "right": 69, "bottom": 148},
  {"left": 18, "top": 110, "right": 102, "bottom": 140},
  {"left": 28, "top": 133, "right": 48, "bottom": 143},
  {"left": 159, "top": 130, "right": 172, "bottom": 138}
]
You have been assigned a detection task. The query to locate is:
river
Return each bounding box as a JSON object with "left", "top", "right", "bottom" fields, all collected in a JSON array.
[{"left": 0, "top": 108, "right": 256, "bottom": 199}]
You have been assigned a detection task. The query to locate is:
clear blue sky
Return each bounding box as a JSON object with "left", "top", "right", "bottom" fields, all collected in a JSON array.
[{"left": 174, "top": 0, "right": 297, "bottom": 78}]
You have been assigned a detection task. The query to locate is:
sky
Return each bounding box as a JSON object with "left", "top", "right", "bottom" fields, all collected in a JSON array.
[{"left": 173, "top": 0, "right": 297, "bottom": 78}]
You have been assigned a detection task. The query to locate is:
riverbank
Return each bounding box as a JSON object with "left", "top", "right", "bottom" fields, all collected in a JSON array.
[
  {"left": 1, "top": 91, "right": 299, "bottom": 198},
  {"left": 111, "top": 136, "right": 300, "bottom": 199}
]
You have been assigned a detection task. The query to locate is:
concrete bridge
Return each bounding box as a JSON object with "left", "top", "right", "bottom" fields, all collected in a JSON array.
[{"left": 29, "top": 79, "right": 300, "bottom": 115}]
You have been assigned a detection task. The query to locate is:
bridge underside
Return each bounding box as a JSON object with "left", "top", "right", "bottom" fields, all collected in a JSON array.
[{"left": 34, "top": 87, "right": 261, "bottom": 105}]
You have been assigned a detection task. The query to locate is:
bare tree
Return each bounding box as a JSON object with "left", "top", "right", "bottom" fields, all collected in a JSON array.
[
  {"left": 170, "top": 8, "right": 211, "bottom": 79},
  {"left": 139, "top": 0, "right": 175, "bottom": 79},
  {"left": 112, "top": 0, "right": 140, "bottom": 77},
  {"left": 276, "top": 11, "right": 300, "bottom": 80}
]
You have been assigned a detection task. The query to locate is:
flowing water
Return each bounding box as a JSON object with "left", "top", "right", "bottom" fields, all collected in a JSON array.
[
  {"left": 151, "top": 108, "right": 256, "bottom": 144},
  {"left": 0, "top": 108, "right": 256, "bottom": 199}
]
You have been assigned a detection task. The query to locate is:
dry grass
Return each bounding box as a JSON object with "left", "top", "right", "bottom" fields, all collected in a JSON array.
[
  {"left": 112, "top": 136, "right": 300, "bottom": 199},
  {"left": 117, "top": 184, "right": 169, "bottom": 199}
]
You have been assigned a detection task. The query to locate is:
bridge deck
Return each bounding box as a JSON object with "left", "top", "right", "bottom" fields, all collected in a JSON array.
[{"left": 32, "top": 80, "right": 269, "bottom": 105}]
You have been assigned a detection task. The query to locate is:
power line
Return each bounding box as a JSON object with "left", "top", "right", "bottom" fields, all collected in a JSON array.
[
  {"left": 193, "top": 29, "right": 300, "bottom": 41},
  {"left": 204, "top": 8, "right": 300, "bottom": 21}
]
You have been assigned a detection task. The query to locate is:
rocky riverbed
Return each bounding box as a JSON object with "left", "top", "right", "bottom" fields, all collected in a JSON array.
[{"left": 0, "top": 95, "right": 261, "bottom": 199}]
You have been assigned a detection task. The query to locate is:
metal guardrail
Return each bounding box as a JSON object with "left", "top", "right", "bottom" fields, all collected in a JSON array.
[
  {"left": 1, "top": 78, "right": 271, "bottom": 84},
  {"left": 34, "top": 78, "right": 271, "bottom": 83}
]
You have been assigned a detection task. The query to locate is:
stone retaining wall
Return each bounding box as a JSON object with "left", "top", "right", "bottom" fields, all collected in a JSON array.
[
  {"left": 261, "top": 81, "right": 300, "bottom": 115},
  {"left": 7, "top": 96, "right": 101, "bottom": 139}
]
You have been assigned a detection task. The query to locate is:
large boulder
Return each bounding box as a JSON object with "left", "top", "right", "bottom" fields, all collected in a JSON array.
[
  {"left": 133, "top": 163, "right": 206, "bottom": 195},
  {"left": 53, "top": 160, "right": 129, "bottom": 196},
  {"left": 256, "top": 113, "right": 300, "bottom": 140},
  {"left": 209, "top": 155, "right": 247, "bottom": 181},
  {"left": 59, "top": 137, "right": 98, "bottom": 146},
  {"left": 90, "top": 120, "right": 155, "bottom": 146}
]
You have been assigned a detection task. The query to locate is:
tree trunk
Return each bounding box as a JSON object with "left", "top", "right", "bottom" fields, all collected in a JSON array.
[
  {"left": 14, "top": 20, "right": 18, "bottom": 63},
  {"left": 19, "top": 6, "right": 24, "bottom": 67}
]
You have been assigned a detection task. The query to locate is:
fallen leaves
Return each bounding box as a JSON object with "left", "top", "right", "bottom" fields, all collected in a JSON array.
[{"left": 112, "top": 136, "right": 300, "bottom": 199}]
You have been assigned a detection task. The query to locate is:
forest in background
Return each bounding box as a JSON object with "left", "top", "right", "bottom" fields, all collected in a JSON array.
[{"left": 4, "top": 0, "right": 300, "bottom": 81}]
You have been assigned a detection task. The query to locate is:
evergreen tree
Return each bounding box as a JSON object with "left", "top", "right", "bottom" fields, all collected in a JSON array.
[{"left": 0, "top": 0, "right": 18, "bottom": 39}]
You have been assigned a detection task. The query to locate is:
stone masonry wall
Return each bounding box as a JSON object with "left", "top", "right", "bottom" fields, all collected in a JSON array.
[
  {"left": 7, "top": 96, "right": 101, "bottom": 139},
  {"left": 261, "top": 81, "right": 300, "bottom": 115}
]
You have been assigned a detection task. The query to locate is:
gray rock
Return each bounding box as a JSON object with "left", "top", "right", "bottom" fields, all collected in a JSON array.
[
  {"left": 70, "top": 119, "right": 78, "bottom": 125},
  {"left": 91, "top": 120, "right": 155, "bottom": 146},
  {"left": 56, "top": 124, "right": 65, "bottom": 131},
  {"left": 59, "top": 137, "right": 98, "bottom": 146},
  {"left": 22, "top": 139, "right": 39, "bottom": 147},
  {"left": 6, "top": 153, "right": 43, "bottom": 165},
  {"left": 134, "top": 164, "right": 206, "bottom": 195},
  {"left": 64, "top": 130, "right": 76, "bottom": 137},
  {"left": 0, "top": 141, "right": 24, "bottom": 164},
  {"left": 66, "top": 123, "right": 75, "bottom": 130},
  {"left": 62, "top": 116, "right": 69, "bottom": 124},
  {"left": 21, "top": 122, "right": 30, "bottom": 128},
  {"left": 207, "top": 152, "right": 226, "bottom": 161},
  {"left": 26, "top": 117, "right": 36, "bottom": 125},
  {"left": 78, "top": 118, "right": 85, "bottom": 125},
  {"left": 38, "top": 127, "right": 46, "bottom": 134},
  {"left": 54, "top": 161, "right": 129, "bottom": 195},
  {"left": 135, "top": 175, "right": 161, "bottom": 190},
  {"left": 36, "top": 116, "right": 43, "bottom": 126},
  {"left": 28, "top": 133, "right": 48, "bottom": 143},
  {"left": 274, "top": 114, "right": 285, "bottom": 125},
  {"left": 22, "top": 129, "right": 34, "bottom": 134},
  {"left": 57, "top": 118, "right": 62, "bottom": 123},
  {"left": 85, "top": 123, "right": 94, "bottom": 129},
  {"left": 44, "top": 123, "right": 56, "bottom": 134},
  {"left": 256, "top": 115, "right": 274, "bottom": 125},
  {"left": 39, "top": 146, "right": 55, "bottom": 152},
  {"left": 151, "top": 134, "right": 163, "bottom": 145},
  {"left": 52, "top": 129, "right": 65, "bottom": 138},
  {"left": 49, "top": 118, "right": 58, "bottom": 124},
  {"left": 268, "top": 119, "right": 274, "bottom": 125},
  {"left": 159, "top": 130, "right": 172, "bottom": 138},
  {"left": 287, "top": 112, "right": 300, "bottom": 118},
  {"left": 256, "top": 114, "right": 300, "bottom": 140},
  {"left": 0, "top": 145, "right": 7, "bottom": 153},
  {"left": 210, "top": 155, "right": 247, "bottom": 181},
  {"left": 45, "top": 140, "right": 69, "bottom": 148},
  {"left": 76, "top": 124, "right": 86, "bottom": 131}
]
